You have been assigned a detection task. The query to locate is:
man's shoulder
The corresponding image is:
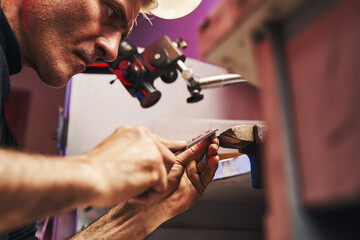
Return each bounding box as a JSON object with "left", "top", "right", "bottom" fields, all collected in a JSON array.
[
  {"left": 0, "top": 42, "right": 10, "bottom": 114},
  {"left": 0, "top": 43, "right": 8, "bottom": 76}
]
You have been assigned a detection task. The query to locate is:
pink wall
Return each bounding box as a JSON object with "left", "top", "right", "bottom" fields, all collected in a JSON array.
[{"left": 129, "top": 0, "right": 223, "bottom": 59}]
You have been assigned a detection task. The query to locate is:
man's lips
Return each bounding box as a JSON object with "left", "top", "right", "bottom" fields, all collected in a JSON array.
[{"left": 75, "top": 51, "right": 92, "bottom": 66}]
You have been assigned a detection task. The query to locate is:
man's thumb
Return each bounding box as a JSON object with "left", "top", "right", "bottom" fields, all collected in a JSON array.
[{"left": 176, "top": 139, "right": 209, "bottom": 166}]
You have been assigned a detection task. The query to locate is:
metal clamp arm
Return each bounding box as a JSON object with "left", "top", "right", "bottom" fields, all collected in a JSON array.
[{"left": 198, "top": 74, "right": 247, "bottom": 89}]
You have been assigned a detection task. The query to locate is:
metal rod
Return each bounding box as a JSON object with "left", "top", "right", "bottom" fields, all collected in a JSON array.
[
  {"left": 176, "top": 60, "right": 197, "bottom": 87},
  {"left": 198, "top": 74, "right": 248, "bottom": 89}
]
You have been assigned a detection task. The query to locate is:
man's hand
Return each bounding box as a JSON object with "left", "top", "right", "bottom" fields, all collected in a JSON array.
[
  {"left": 153, "top": 137, "right": 219, "bottom": 219},
  {"left": 71, "top": 137, "right": 219, "bottom": 239},
  {"left": 82, "top": 125, "right": 186, "bottom": 208}
]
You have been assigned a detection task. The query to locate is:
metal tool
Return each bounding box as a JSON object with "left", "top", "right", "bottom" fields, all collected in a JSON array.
[
  {"left": 176, "top": 59, "right": 247, "bottom": 103},
  {"left": 175, "top": 129, "right": 218, "bottom": 155},
  {"left": 109, "top": 35, "right": 248, "bottom": 108},
  {"left": 217, "top": 125, "right": 266, "bottom": 189}
]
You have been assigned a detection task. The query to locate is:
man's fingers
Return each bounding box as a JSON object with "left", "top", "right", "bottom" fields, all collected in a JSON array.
[
  {"left": 176, "top": 139, "right": 210, "bottom": 167},
  {"left": 152, "top": 135, "right": 187, "bottom": 152},
  {"left": 186, "top": 160, "right": 206, "bottom": 193},
  {"left": 146, "top": 132, "right": 177, "bottom": 172},
  {"left": 197, "top": 141, "right": 219, "bottom": 173},
  {"left": 198, "top": 138, "right": 218, "bottom": 163},
  {"left": 204, "top": 142, "right": 219, "bottom": 162},
  {"left": 152, "top": 164, "right": 168, "bottom": 192},
  {"left": 210, "top": 137, "right": 219, "bottom": 146},
  {"left": 200, "top": 155, "right": 219, "bottom": 187}
]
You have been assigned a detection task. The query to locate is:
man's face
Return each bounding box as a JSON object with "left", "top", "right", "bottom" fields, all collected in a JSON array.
[{"left": 20, "top": 0, "right": 141, "bottom": 87}]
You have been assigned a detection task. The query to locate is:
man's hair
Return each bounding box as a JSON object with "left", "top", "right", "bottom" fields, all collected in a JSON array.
[
  {"left": 140, "top": 0, "right": 158, "bottom": 14},
  {"left": 1, "top": 0, "right": 159, "bottom": 12}
]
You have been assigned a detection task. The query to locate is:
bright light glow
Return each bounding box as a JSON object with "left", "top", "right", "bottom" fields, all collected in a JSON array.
[{"left": 151, "top": 0, "right": 202, "bottom": 19}]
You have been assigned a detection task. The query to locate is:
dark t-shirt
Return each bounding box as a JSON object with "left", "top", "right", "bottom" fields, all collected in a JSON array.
[
  {"left": 0, "top": 8, "right": 20, "bottom": 147},
  {"left": 0, "top": 8, "right": 37, "bottom": 240}
]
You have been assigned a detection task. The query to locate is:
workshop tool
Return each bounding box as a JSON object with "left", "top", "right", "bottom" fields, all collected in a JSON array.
[
  {"left": 175, "top": 129, "right": 218, "bottom": 155},
  {"left": 217, "top": 125, "right": 266, "bottom": 189},
  {"left": 108, "top": 36, "right": 248, "bottom": 108},
  {"left": 173, "top": 125, "right": 266, "bottom": 189}
]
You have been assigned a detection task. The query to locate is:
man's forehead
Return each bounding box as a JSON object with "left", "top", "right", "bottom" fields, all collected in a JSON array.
[{"left": 116, "top": 0, "right": 141, "bottom": 31}]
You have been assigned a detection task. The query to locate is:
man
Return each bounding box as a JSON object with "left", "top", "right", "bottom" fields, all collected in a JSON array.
[{"left": 0, "top": 0, "right": 219, "bottom": 239}]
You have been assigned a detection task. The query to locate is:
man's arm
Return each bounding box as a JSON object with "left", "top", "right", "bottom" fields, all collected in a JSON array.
[
  {"left": 0, "top": 149, "right": 99, "bottom": 232},
  {"left": 71, "top": 138, "right": 219, "bottom": 239},
  {"left": 70, "top": 200, "right": 167, "bottom": 239},
  {"left": 0, "top": 126, "right": 186, "bottom": 233}
]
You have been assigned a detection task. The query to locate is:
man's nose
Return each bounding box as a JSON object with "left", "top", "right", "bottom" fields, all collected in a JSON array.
[{"left": 95, "top": 28, "right": 122, "bottom": 62}]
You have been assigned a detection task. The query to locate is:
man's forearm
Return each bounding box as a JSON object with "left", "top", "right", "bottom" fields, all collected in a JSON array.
[
  {"left": 0, "top": 149, "right": 100, "bottom": 232},
  {"left": 70, "top": 200, "right": 167, "bottom": 240}
]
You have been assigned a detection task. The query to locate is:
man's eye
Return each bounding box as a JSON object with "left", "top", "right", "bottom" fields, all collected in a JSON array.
[{"left": 107, "top": 5, "right": 116, "bottom": 19}]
